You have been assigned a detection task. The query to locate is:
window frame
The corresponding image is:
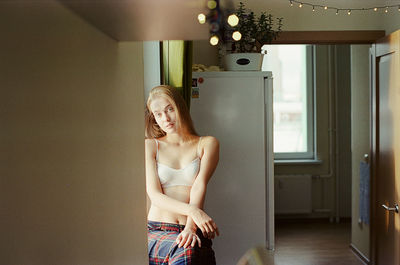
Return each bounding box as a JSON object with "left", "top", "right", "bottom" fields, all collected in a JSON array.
[{"left": 273, "top": 45, "right": 316, "bottom": 161}]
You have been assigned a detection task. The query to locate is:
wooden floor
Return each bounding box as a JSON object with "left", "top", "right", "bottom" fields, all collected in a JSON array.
[
  {"left": 247, "top": 219, "right": 367, "bottom": 265},
  {"left": 273, "top": 218, "right": 366, "bottom": 265}
]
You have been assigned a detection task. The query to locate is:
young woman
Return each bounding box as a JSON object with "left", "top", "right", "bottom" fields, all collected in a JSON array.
[{"left": 145, "top": 85, "right": 220, "bottom": 265}]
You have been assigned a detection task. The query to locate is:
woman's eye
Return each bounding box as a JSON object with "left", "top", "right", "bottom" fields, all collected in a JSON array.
[{"left": 168, "top": 107, "right": 174, "bottom": 112}]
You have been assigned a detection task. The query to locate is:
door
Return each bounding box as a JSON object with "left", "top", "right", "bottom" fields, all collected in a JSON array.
[{"left": 371, "top": 30, "right": 400, "bottom": 265}]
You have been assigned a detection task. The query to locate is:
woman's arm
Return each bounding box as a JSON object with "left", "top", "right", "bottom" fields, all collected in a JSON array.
[
  {"left": 180, "top": 137, "right": 220, "bottom": 240},
  {"left": 191, "top": 136, "right": 219, "bottom": 209},
  {"left": 145, "top": 139, "right": 195, "bottom": 216}
]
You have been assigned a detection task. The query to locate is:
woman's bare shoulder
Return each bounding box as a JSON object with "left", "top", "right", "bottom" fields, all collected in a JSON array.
[
  {"left": 200, "top": 136, "right": 219, "bottom": 149},
  {"left": 145, "top": 138, "right": 157, "bottom": 153}
]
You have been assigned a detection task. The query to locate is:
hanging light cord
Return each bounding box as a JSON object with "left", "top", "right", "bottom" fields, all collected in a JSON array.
[{"left": 289, "top": 0, "right": 400, "bottom": 13}]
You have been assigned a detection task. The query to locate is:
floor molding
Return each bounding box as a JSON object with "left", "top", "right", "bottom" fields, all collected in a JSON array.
[{"left": 350, "top": 243, "right": 370, "bottom": 265}]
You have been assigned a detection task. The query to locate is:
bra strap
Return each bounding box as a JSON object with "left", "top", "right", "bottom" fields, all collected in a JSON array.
[
  {"left": 197, "top": 136, "right": 202, "bottom": 158},
  {"left": 154, "top": 139, "right": 159, "bottom": 161}
]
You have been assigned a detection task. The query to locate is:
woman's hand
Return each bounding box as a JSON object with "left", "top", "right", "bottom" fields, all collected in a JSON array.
[
  {"left": 189, "top": 206, "right": 219, "bottom": 238},
  {"left": 176, "top": 228, "right": 201, "bottom": 248}
]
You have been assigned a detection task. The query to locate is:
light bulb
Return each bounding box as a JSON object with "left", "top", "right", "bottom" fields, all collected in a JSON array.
[
  {"left": 290, "top": 1, "right": 293, "bottom": 7},
  {"left": 197, "top": 13, "right": 206, "bottom": 24},
  {"left": 210, "top": 35, "right": 219, "bottom": 46},
  {"left": 336, "top": 9, "right": 339, "bottom": 15},
  {"left": 227, "top": 14, "right": 239, "bottom": 26},
  {"left": 299, "top": 3, "right": 303, "bottom": 8},
  {"left": 374, "top": 7, "right": 378, "bottom": 11},
  {"left": 312, "top": 6, "right": 315, "bottom": 12},
  {"left": 232, "top": 31, "right": 242, "bottom": 41},
  {"left": 207, "top": 0, "right": 217, "bottom": 9},
  {"left": 347, "top": 9, "right": 351, "bottom": 15},
  {"left": 398, "top": 6, "right": 400, "bottom": 11},
  {"left": 324, "top": 6, "right": 328, "bottom": 10},
  {"left": 385, "top": 7, "right": 388, "bottom": 13}
]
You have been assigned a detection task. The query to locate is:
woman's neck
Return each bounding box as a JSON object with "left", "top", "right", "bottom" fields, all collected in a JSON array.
[{"left": 164, "top": 132, "right": 195, "bottom": 145}]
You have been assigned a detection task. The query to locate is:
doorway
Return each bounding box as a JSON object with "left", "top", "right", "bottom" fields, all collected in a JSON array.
[{"left": 265, "top": 43, "right": 371, "bottom": 264}]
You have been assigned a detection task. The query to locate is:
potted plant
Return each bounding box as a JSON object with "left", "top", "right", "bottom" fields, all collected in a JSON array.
[{"left": 225, "top": 2, "right": 283, "bottom": 71}]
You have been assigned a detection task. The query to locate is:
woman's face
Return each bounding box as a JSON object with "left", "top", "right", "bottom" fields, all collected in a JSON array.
[{"left": 150, "top": 96, "right": 177, "bottom": 134}]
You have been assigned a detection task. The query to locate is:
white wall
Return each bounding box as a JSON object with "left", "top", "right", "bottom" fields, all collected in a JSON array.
[
  {"left": 350, "top": 45, "right": 371, "bottom": 260},
  {"left": 0, "top": 1, "right": 147, "bottom": 264}
]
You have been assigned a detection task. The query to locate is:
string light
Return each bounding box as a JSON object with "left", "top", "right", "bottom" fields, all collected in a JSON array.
[
  {"left": 207, "top": 0, "right": 217, "bottom": 9},
  {"left": 197, "top": 13, "right": 206, "bottom": 24},
  {"left": 209, "top": 35, "right": 219, "bottom": 46},
  {"left": 232, "top": 31, "right": 242, "bottom": 41},
  {"left": 288, "top": 0, "right": 400, "bottom": 14},
  {"left": 227, "top": 14, "right": 239, "bottom": 26}
]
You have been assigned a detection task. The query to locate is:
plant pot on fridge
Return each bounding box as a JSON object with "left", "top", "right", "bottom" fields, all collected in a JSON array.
[
  {"left": 224, "top": 2, "right": 283, "bottom": 71},
  {"left": 225, "top": 52, "right": 264, "bottom": 71}
]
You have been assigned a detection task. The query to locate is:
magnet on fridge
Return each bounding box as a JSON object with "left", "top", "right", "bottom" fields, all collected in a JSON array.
[
  {"left": 192, "top": 87, "right": 199, "bottom": 98},
  {"left": 192, "top": 78, "right": 198, "bottom": 87}
]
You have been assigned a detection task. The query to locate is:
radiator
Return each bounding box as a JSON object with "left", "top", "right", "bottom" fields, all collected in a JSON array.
[{"left": 275, "top": 174, "right": 312, "bottom": 214}]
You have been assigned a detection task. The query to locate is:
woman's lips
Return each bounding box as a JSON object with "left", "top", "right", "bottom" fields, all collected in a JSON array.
[{"left": 166, "top": 123, "right": 174, "bottom": 128}]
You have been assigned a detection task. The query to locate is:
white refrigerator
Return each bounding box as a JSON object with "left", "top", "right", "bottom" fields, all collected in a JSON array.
[{"left": 190, "top": 71, "right": 274, "bottom": 265}]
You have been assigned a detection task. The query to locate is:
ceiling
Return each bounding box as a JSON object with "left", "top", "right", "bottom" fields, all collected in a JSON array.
[
  {"left": 58, "top": 0, "right": 210, "bottom": 41},
  {"left": 58, "top": 0, "right": 398, "bottom": 41}
]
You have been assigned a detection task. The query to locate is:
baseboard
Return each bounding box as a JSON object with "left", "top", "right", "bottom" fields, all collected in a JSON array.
[
  {"left": 350, "top": 243, "right": 370, "bottom": 265},
  {"left": 275, "top": 216, "right": 352, "bottom": 224}
]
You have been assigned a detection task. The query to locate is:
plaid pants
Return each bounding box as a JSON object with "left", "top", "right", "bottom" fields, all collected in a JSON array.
[{"left": 148, "top": 221, "right": 216, "bottom": 265}]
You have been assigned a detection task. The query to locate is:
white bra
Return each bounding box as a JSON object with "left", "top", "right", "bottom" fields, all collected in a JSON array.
[{"left": 155, "top": 137, "right": 202, "bottom": 188}]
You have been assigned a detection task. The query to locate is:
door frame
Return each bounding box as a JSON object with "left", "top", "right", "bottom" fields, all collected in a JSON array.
[
  {"left": 370, "top": 39, "right": 378, "bottom": 265},
  {"left": 271, "top": 30, "right": 385, "bottom": 265},
  {"left": 370, "top": 31, "right": 400, "bottom": 265}
]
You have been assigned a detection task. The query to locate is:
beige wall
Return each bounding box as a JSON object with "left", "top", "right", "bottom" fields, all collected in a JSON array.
[
  {"left": 238, "top": 0, "right": 382, "bottom": 31},
  {"left": 382, "top": 14, "right": 400, "bottom": 34},
  {"left": 350, "top": 45, "right": 371, "bottom": 260},
  {"left": 335, "top": 45, "right": 352, "bottom": 218},
  {"left": 193, "top": 1, "right": 400, "bottom": 68},
  {"left": 193, "top": 41, "right": 220, "bottom": 67},
  {"left": 0, "top": 1, "right": 147, "bottom": 264},
  {"left": 194, "top": 0, "right": 385, "bottom": 64}
]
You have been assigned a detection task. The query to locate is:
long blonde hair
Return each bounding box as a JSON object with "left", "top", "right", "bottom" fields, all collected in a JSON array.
[{"left": 145, "top": 85, "right": 197, "bottom": 139}]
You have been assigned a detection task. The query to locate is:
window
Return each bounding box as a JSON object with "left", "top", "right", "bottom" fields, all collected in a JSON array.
[{"left": 262, "top": 45, "right": 315, "bottom": 160}]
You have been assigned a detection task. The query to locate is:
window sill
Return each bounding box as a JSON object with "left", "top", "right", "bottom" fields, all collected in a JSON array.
[{"left": 274, "top": 159, "right": 323, "bottom": 165}]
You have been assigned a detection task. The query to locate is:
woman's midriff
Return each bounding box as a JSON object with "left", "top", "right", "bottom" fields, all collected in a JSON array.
[{"left": 147, "top": 185, "right": 191, "bottom": 225}]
